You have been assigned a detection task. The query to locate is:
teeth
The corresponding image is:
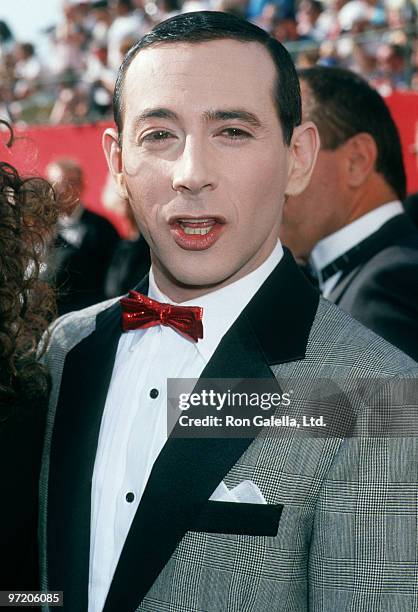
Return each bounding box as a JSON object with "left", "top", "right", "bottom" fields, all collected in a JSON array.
[
  {"left": 183, "top": 227, "right": 212, "bottom": 235},
  {"left": 178, "top": 218, "right": 214, "bottom": 224}
]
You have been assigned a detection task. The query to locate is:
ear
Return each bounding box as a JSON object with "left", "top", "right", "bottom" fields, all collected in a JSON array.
[
  {"left": 344, "top": 132, "right": 377, "bottom": 188},
  {"left": 285, "top": 121, "right": 320, "bottom": 197},
  {"left": 102, "top": 127, "right": 128, "bottom": 200}
]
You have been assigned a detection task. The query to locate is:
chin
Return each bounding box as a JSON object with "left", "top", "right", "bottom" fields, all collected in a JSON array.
[
  {"left": 166, "top": 261, "right": 238, "bottom": 291},
  {"left": 173, "top": 270, "right": 227, "bottom": 289}
]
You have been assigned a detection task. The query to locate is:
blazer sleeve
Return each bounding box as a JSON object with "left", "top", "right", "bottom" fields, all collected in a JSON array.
[{"left": 308, "top": 369, "right": 418, "bottom": 611}]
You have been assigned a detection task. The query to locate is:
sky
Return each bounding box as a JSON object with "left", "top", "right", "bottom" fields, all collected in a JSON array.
[{"left": 0, "top": 0, "right": 62, "bottom": 49}]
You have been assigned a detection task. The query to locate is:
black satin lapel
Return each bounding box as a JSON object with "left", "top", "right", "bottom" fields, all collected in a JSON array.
[
  {"left": 103, "top": 313, "right": 276, "bottom": 612},
  {"left": 47, "top": 300, "right": 123, "bottom": 611},
  {"left": 245, "top": 247, "right": 320, "bottom": 364}
]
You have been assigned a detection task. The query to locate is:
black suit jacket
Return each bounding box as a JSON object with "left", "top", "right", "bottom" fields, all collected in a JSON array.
[
  {"left": 104, "top": 236, "right": 151, "bottom": 298},
  {"left": 50, "top": 209, "right": 120, "bottom": 316},
  {"left": 328, "top": 213, "right": 418, "bottom": 361}
]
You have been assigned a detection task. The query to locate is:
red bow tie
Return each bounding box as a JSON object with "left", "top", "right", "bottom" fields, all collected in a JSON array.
[{"left": 120, "top": 291, "right": 204, "bottom": 342}]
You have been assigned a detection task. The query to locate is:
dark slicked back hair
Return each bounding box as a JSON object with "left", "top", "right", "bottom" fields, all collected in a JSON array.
[
  {"left": 298, "top": 66, "right": 406, "bottom": 200},
  {"left": 113, "top": 11, "right": 301, "bottom": 146}
]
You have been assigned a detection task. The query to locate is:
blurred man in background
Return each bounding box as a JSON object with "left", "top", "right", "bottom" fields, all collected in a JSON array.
[
  {"left": 281, "top": 66, "right": 418, "bottom": 360},
  {"left": 46, "top": 157, "right": 120, "bottom": 314}
]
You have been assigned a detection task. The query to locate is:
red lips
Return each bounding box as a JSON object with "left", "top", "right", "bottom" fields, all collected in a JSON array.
[{"left": 170, "top": 217, "right": 224, "bottom": 250}]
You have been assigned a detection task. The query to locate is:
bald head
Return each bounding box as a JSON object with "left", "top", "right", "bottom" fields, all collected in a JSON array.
[{"left": 46, "top": 158, "right": 84, "bottom": 215}]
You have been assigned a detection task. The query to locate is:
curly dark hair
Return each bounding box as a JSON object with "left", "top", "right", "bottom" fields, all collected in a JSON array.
[{"left": 0, "top": 122, "right": 58, "bottom": 419}]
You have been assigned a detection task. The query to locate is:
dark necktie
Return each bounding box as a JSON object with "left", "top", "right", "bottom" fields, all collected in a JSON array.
[{"left": 120, "top": 291, "right": 204, "bottom": 342}]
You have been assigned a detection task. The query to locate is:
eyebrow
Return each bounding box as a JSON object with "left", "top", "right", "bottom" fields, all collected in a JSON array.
[
  {"left": 202, "top": 109, "right": 263, "bottom": 128},
  {"left": 131, "top": 108, "right": 178, "bottom": 133},
  {"left": 132, "top": 107, "right": 264, "bottom": 130}
]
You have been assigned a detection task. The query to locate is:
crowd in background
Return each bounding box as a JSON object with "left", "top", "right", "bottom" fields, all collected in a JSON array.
[
  {"left": 0, "top": 0, "right": 416, "bottom": 125},
  {"left": 1, "top": 6, "right": 418, "bottom": 600}
]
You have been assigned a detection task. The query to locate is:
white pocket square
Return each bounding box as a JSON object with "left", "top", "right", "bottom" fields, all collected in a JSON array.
[{"left": 209, "top": 480, "right": 267, "bottom": 504}]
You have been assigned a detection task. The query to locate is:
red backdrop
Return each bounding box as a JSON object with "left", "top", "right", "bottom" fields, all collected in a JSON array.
[
  {"left": 8, "top": 120, "right": 128, "bottom": 232},
  {"left": 6, "top": 91, "right": 418, "bottom": 236},
  {"left": 385, "top": 92, "right": 418, "bottom": 197}
]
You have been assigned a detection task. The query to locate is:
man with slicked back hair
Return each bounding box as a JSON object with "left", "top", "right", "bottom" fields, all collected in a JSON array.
[{"left": 41, "top": 14, "right": 418, "bottom": 612}]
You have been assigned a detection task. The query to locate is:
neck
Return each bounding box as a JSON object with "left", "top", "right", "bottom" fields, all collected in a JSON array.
[
  {"left": 345, "top": 175, "right": 397, "bottom": 225},
  {"left": 152, "top": 271, "right": 229, "bottom": 303},
  {"left": 151, "top": 242, "right": 280, "bottom": 303}
]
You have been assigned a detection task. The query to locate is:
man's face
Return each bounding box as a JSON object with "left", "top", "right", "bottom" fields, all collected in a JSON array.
[
  {"left": 280, "top": 80, "right": 349, "bottom": 262},
  {"left": 46, "top": 163, "right": 84, "bottom": 217},
  {"left": 104, "top": 40, "right": 315, "bottom": 299}
]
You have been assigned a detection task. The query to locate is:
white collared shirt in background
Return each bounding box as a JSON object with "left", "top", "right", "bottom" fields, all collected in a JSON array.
[
  {"left": 310, "top": 201, "right": 404, "bottom": 297},
  {"left": 88, "top": 241, "right": 284, "bottom": 612}
]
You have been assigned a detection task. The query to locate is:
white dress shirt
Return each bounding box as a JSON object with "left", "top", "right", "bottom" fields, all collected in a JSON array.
[
  {"left": 88, "top": 241, "right": 284, "bottom": 612},
  {"left": 310, "top": 200, "right": 404, "bottom": 297}
]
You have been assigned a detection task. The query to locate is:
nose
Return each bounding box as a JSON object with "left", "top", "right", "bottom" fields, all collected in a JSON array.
[{"left": 172, "top": 137, "right": 217, "bottom": 195}]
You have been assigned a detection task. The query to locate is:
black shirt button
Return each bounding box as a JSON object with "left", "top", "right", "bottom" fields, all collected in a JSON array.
[
  {"left": 149, "top": 388, "right": 159, "bottom": 399},
  {"left": 125, "top": 492, "right": 135, "bottom": 503}
]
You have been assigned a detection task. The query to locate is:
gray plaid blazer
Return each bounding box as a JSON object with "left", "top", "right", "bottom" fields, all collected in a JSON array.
[{"left": 40, "top": 249, "right": 418, "bottom": 612}]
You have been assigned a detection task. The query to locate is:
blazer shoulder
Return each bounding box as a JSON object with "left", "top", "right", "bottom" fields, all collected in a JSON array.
[
  {"left": 358, "top": 238, "right": 418, "bottom": 278},
  {"left": 81, "top": 208, "right": 120, "bottom": 243},
  {"left": 335, "top": 240, "right": 418, "bottom": 361},
  {"left": 306, "top": 297, "right": 418, "bottom": 376},
  {"left": 44, "top": 297, "right": 121, "bottom": 362}
]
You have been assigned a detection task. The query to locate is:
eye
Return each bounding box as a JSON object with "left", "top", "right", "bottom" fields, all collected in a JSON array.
[
  {"left": 219, "top": 127, "right": 253, "bottom": 141},
  {"left": 140, "top": 130, "right": 176, "bottom": 146}
]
